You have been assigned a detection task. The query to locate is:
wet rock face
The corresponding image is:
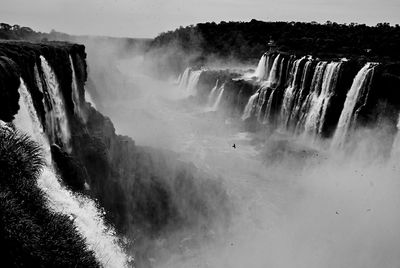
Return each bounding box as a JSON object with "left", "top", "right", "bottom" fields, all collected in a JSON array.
[
  {"left": 0, "top": 56, "right": 20, "bottom": 122},
  {"left": 195, "top": 57, "right": 400, "bottom": 138}
]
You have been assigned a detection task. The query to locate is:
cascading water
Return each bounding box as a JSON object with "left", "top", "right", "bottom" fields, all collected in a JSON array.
[
  {"left": 211, "top": 84, "right": 225, "bottom": 111},
  {"left": 288, "top": 60, "right": 313, "bottom": 128},
  {"left": 241, "top": 92, "right": 259, "bottom": 120},
  {"left": 178, "top": 67, "right": 202, "bottom": 95},
  {"left": 331, "top": 63, "right": 378, "bottom": 148},
  {"left": 280, "top": 57, "right": 307, "bottom": 128},
  {"left": 392, "top": 114, "right": 400, "bottom": 159},
  {"left": 40, "top": 55, "right": 72, "bottom": 152},
  {"left": 244, "top": 54, "right": 282, "bottom": 122},
  {"left": 69, "top": 55, "right": 82, "bottom": 118},
  {"left": 254, "top": 54, "right": 268, "bottom": 80},
  {"left": 85, "top": 91, "right": 97, "bottom": 108},
  {"left": 178, "top": 67, "right": 191, "bottom": 89},
  {"left": 13, "top": 78, "right": 129, "bottom": 268},
  {"left": 207, "top": 79, "right": 220, "bottom": 106},
  {"left": 186, "top": 70, "right": 202, "bottom": 94},
  {"left": 303, "top": 62, "right": 342, "bottom": 137},
  {"left": 295, "top": 61, "right": 327, "bottom": 133}
]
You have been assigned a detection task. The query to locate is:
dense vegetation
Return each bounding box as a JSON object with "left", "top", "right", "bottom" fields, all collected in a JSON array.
[
  {"left": 0, "top": 127, "right": 99, "bottom": 267},
  {"left": 149, "top": 20, "right": 400, "bottom": 75}
]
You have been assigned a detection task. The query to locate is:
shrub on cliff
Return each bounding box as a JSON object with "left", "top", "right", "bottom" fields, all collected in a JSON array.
[{"left": 0, "top": 128, "right": 99, "bottom": 267}]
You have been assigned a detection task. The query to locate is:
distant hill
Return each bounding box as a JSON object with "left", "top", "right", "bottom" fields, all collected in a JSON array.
[
  {"left": 0, "top": 22, "right": 151, "bottom": 55},
  {"left": 150, "top": 19, "right": 400, "bottom": 63}
]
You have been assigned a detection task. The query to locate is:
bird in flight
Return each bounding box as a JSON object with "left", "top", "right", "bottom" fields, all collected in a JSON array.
[{"left": 232, "top": 143, "right": 236, "bottom": 149}]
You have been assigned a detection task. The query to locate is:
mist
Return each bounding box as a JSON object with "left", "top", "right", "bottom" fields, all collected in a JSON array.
[{"left": 78, "top": 38, "right": 400, "bottom": 268}]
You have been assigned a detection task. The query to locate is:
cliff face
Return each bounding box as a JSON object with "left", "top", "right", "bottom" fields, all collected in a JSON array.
[
  {"left": 191, "top": 52, "right": 400, "bottom": 141},
  {"left": 0, "top": 41, "right": 229, "bottom": 264}
]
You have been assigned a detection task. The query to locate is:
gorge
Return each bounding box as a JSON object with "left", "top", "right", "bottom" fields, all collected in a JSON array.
[{"left": 1, "top": 20, "right": 400, "bottom": 268}]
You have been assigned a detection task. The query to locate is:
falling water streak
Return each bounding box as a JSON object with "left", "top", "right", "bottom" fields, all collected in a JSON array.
[
  {"left": 176, "top": 73, "right": 182, "bottom": 85},
  {"left": 332, "top": 63, "right": 378, "bottom": 149},
  {"left": 303, "top": 62, "right": 341, "bottom": 138},
  {"left": 186, "top": 70, "right": 202, "bottom": 95},
  {"left": 262, "top": 55, "right": 286, "bottom": 124},
  {"left": 254, "top": 54, "right": 267, "bottom": 80},
  {"left": 295, "top": 61, "right": 328, "bottom": 134},
  {"left": 40, "top": 55, "right": 72, "bottom": 152},
  {"left": 212, "top": 84, "right": 225, "bottom": 111},
  {"left": 69, "top": 55, "right": 82, "bottom": 118},
  {"left": 178, "top": 67, "right": 191, "bottom": 89},
  {"left": 13, "top": 78, "right": 129, "bottom": 268},
  {"left": 280, "top": 58, "right": 306, "bottom": 128},
  {"left": 255, "top": 87, "right": 269, "bottom": 121},
  {"left": 391, "top": 114, "right": 400, "bottom": 159},
  {"left": 85, "top": 90, "right": 97, "bottom": 108},
  {"left": 289, "top": 60, "right": 313, "bottom": 128},
  {"left": 241, "top": 92, "right": 259, "bottom": 120},
  {"left": 207, "top": 79, "right": 220, "bottom": 106},
  {"left": 248, "top": 54, "right": 282, "bottom": 121}
]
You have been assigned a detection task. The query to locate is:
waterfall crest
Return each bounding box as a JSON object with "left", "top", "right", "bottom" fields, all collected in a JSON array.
[
  {"left": 331, "top": 63, "right": 378, "bottom": 148},
  {"left": 242, "top": 92, "right": 259, "bottom": 120},
  {"left": 211, "top": 84, "right": 225, "bottom": 111},
  {"left": 40, "top": 55, "right": 72, "bottom": 152},
  {"left": 179, "top": 67, "right": 202, "bottom": 94}
]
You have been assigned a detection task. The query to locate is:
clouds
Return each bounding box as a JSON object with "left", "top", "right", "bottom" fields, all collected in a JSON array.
[{"left": 0, "top": 0, "right": 399, "bottom": 37}]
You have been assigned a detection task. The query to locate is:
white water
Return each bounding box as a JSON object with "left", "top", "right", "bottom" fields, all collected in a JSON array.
[
  {"left": 280, "top": 58, "right": 306, "bottom": 127},
  {"left": 211, "top": 84, "right": 225, "bottom": 111},
  {"left": 207, "top": 79, "right": 220, "bottom": 106},
  {"left": 332, "top": 63, "right": 377, "bottom": 148},
  {"left": 85, "top": 90, "right": 97, "bottom": 108},
  {"left": 178, "top": 67, "right": 191, "bottom": 89},
  {"left": 69, "top": 55, "right": 82, "bottom": 118},
  {"left": 254, "top": 54, "right": 267, "bottom": 80},
  {"left": 295, "top": 61, "right": 327, "bottom": 133},
  {"left": 289, "top": 60, "right": 313, "bottom": 128},
  {"left": 264, "top": 54, "right": 281, "bottom": 88},
  {"left": 186, "top": 70, "right": 202, "bottom": 94},
  {"left": 392, "top": 114, "right": 400, "bottom": 159},
  {"left": 40, "top": 55, "right": 72, "bottom": 152},
  {"left": 178, "top": 67, "right": 202, "bottom": 95},
  {"left": 13, "top": 78, "right": 129, "bottom": 268},
  {"left": 303, "top": 62, "right": 341, "bottom": 137},
  {"left": 241, "top": 54, "right": 282, "bottom": 122},
  {"left": 241, "top": 92, "right": 259, "bottom": 120}
]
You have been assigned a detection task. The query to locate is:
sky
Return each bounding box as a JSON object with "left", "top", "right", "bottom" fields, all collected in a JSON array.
[{"left": 1, "top": 0, "right": 399, "bottom": 38}]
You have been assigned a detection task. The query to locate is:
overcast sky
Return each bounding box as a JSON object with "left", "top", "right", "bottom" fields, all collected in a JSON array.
[{"left": 1, "top": 0, "right": 399, "bottom": 38}]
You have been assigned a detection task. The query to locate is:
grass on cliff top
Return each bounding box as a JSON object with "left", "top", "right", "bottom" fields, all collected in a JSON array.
[{"left": 0, "top": 127, "right": 100, "bottom": 268}]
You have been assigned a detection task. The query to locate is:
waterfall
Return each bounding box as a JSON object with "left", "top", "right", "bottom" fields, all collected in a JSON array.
[
  {"left": 13, "top": 78, "right": 129, "bottom": 268},
  {"left": 40, "top": 55, "right": 72, "bottom": 152},
  {"left": 254, "top": 54, "right": 268, "bottom": 80},
  {"left": 264, "top": 54, "right": 281, "bottom": 88},
  {"left": 179, "top": 67, "right": 202, "bottom": 95},
  {"left": 211, "top": 84, "right": 225, "bottom": 111},
  {"left": 280, "top": 57, "right": 306, "bottom": 128},
  {"left": 303, "top": 62, "right": 342, "bottom": 137},
  {"left": 392, "top": 114, "right": 400, "bottom": 159},
  {"left": 186, "top": 70, "right": 202, "bottom": 94},
  {"left": 331, "top": 63, "right": 378, "bottom": 148},
  {"left": 289, "top": 60, "right": 313, "bottom": 128},
  {"left": 247, "top": 54, "right": 282, "bottom": 122},
  {"left": 241, "top": 92, "right": 259, "bottom": 120},
  {"left": 69, "top": 55, "right": 82, "bottom": 118},
  {"left": 178, "top": 67, "right": 191, "bottom": 89},
  {"left": 295, "top": 61, "right": 327, "bottom": 133},
  {"left": 85, "top": 90, "right": 97, "bottom": 108},
  {"left": 207, "top": 79, "right": 220, "bottom": 106}
]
